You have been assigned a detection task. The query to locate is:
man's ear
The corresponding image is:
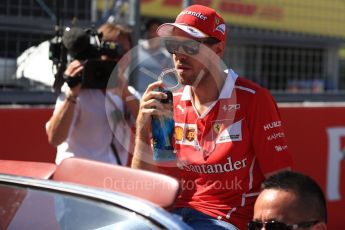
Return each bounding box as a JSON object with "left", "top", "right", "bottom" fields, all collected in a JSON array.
[{"left": 214, "top": 41, "right": 226, "bottom": 57}]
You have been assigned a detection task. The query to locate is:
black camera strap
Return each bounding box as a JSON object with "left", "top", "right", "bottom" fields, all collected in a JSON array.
[
  {"left": 63, "top": 74, "right": 82, "bottom": 88},
  {"left": 110, "top": 139, "right": 122, "bottom": 166}
]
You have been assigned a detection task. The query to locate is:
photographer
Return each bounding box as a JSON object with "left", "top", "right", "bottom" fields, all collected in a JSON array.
[{"left": 46, "top": 23, "right": 139, "bottom": 166}]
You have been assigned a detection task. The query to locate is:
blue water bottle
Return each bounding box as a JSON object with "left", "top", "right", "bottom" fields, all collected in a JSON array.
[{"left": 151, "top": 88, "right": 176, "bottom": 161}]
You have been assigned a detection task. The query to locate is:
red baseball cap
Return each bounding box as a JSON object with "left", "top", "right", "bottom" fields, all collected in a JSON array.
[{"left": 157, "top": 5, "right": 226, "bottom": 42}]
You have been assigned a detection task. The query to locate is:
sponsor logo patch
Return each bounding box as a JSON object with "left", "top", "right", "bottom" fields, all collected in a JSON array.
[
  {"left": 267, "top": 132, "right": 286, "bottom": 141},
  {"left": 213, "top": 122, "right": 223, "bottom": 134},
  {"left": 216, "top": 120, "right": 242, "bottom": 143},
  {"left": 175, "top": 126, "right": 184, "bottom": 141},
  {"left": 263, "top": 121, "right": 282, "bottom": 131},
  {"left": 178, "top": 10, "right": 207, "bottom": 20},
  {"left": 176, "top": 104, "right": 184, "bottom": 114},
  {"left": 187, "top": 27, "right": 201, "bottom": 36},
  {"left": 215, "top": 23, "right": 226, "bottom": 35},
  {"left": 174, "top": 123, "right": 197, "bottom": 146},
  {"left": 185, "top": 128, "right": 196, "bottom": 142},
  {"left": 275, "top": 145, "right": 288, "bottom": 152},
  {"left": 222, "top": 104, "right": 240, "bottom": 112}
]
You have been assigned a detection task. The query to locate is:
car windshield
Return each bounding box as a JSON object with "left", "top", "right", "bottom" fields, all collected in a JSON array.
[{"left": 0, "top": 183, "right": 160, "bottom": 230}]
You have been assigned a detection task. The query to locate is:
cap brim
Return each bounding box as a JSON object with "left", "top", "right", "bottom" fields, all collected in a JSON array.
[{"left": 157, "top": 23, "right": 209, "bottom": 39}]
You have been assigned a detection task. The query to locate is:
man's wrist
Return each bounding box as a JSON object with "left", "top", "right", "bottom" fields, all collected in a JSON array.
[
  {"left": 135, "top": 127, "right": 151, "bottom": 147},
  {"left": 136, "top": 121, "right": 151, "bottom": 139}
]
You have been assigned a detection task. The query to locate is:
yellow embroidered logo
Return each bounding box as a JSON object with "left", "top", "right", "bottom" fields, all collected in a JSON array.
[
  {"left": 213, "top": 122, "right": 223, "bottom": 134},
  {"left": 175, "top": 126, "right": 184, "bottom": 141}
]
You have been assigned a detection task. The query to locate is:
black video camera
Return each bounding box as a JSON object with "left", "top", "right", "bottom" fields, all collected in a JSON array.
[{"left": 49, "top": 27, "right": 124, "bottom": 89}]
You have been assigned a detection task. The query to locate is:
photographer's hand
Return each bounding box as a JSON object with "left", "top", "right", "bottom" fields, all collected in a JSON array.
[{"left": 64, "top": 60, "right": 84, "bottom": 96}]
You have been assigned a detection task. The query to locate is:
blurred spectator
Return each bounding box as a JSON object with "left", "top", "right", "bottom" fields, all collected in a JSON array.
[
  {"left": 250, "top": 171, "right": 327, "bottom": 230},
  {"left": 135, "top": 18, "right": 173, "bottom": 94},
  {"left": 46, "top": 23, "right": 139, "bottom": 166}
]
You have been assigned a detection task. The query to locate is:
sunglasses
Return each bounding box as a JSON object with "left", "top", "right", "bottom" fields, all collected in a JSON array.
[
  {"left": 248, "top": 220, "right": 319, "bottom": 230},
  {"left": 164, "top": 38, "right": 219, "bottom": 55}
]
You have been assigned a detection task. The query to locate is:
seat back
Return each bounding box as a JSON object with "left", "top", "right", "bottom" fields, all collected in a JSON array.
[{"left": 53, "top": 157, "right": 180, "bottom": 208}]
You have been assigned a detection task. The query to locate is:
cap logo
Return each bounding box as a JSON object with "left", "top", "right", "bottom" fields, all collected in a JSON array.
[
  {"left": 215, "top": 23, "right": 226, "bottom": 35},
  {"left": 178, "top": 10, "right": 207, "bottom": 21},
  {"left": 187, "top": 27, "right": 201, "bottom": 36}
]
